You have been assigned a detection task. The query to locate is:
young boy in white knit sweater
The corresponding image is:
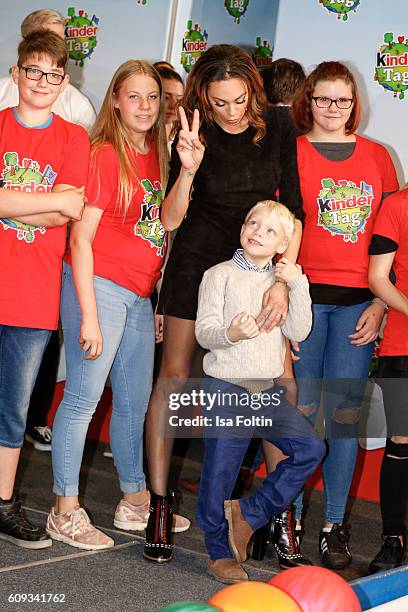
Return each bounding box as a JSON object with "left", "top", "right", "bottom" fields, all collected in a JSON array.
[{"left": 195, "top": 200, "right": 325, "bottom": 584}]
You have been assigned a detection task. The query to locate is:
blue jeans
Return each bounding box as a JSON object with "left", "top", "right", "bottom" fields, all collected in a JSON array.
[
  {"left": 52, "top": 263, "right": 155, "bottom": 496},
  {"left": 293, "top": 302, "right": 373, "bottom": 524},
  {"left": 196, "top": 376, "right": 325, "bottom": 560},
  {"left": 0, "top": 325, "right": 51, "bottom": 448}
]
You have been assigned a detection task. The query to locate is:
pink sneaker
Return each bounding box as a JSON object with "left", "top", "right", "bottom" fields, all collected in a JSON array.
[
  {"left": 114, "top": 498, "right": 190, "bottom": 533},
  {"left": 46, "top": 506, "right": 114, "bottom": 551}
]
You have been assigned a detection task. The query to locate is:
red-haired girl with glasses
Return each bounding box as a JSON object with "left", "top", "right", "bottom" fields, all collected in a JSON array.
[{"left": 288, "top": 61, "right": 399, "bottom": 570}]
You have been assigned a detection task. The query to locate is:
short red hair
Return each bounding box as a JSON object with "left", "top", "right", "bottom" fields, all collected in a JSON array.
[{"left": 291, "top": 61, "right": 361, "bottom": 135}]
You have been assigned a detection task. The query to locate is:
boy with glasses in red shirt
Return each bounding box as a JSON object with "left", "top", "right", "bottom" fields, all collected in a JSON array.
[{"left": 0, "top": 30, "right": 89, "bottom": 550}]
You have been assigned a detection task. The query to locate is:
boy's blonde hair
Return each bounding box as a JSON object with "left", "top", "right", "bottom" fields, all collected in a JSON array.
[
  {"left": 244, "top": 200, "right": 295, "bottom": 242},
  {"left": 21, "top": 9, "right": 64, "bottom": 38}
]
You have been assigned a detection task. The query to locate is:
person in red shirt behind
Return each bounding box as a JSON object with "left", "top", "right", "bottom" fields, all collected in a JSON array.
[
  {"left": 46, "top": 60, "right": 174, "bottom": 550},
  {"left": 368, "top": 188, "right": 408, "bottom": 573},
  {"left": 288, "top": 61, "right": 399, "bottom": 570}
]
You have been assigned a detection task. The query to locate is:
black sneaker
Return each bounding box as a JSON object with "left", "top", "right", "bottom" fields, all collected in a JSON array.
[
  {"left": 369, "top": 537, "right": 405, "bottom": 574},
  {"left": 0, "top": 495, "right": 52, "bottom": 549},
  {"left": 25, "top": 426, "right": 52, "bottom": 451},
  {"left": 319, "top": 524, "right": 352, "bottom": 569}
]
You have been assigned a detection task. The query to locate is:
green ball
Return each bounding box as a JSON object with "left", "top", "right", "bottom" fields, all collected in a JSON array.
[{"left": 158, "top": 602, "right": 218, "bottom": 612}]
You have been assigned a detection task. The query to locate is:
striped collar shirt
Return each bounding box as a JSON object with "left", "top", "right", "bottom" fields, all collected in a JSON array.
[{"left": 232, "top": 249, "right": 273, "bottom": 273}]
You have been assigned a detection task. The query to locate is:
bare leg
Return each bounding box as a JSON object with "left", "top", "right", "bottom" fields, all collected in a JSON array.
[
  {"left": 0, "top": 446, "right": 20, "bottom": 499},
  {"left": 145, "top": 316, "right": 198, "bottom": 496}
]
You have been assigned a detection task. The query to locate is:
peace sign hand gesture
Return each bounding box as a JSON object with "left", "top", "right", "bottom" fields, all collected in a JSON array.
[{"left": 176, "top": 107, "right": 205, "bottom": 172}]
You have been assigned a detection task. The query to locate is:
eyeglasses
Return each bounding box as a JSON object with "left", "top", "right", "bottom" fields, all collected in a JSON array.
[
  {"left": 311, "top": 96, "right": 354, "bottom": 109},
  {"left": 21, "top": 66, "right": 65, "bottom": 86}
]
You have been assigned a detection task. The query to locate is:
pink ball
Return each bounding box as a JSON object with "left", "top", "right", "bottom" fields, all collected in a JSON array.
[{"left": 269, "top": 566, "right": 361, "bottom": 612}]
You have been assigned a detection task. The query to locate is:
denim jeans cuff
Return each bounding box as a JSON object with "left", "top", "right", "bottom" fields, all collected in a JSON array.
[
  {"left": 0, "top": 437, "right": 24, "bottom": 449},
  {"left": 325, "top": 512, "right": 346, "bottom": 525},
  {"left": 120, "top": 479, "right": 146, "bottom": 494},
  {"left": 52, "top": 483, "right": 79, "bottom": 497}
]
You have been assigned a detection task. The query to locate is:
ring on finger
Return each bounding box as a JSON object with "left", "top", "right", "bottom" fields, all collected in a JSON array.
[{"left": 276, "top": 312, "right": 283, "bottom": 319}]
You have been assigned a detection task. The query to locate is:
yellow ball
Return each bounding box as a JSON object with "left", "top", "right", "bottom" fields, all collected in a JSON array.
[{"left": 208, "top": 582, "right": 301, "bottom": 612}]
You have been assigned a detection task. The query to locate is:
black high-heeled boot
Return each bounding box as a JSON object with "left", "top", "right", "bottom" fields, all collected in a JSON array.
[
  {"left": 143, "top": 491, "right": 173, "bottom": 563},
  {"left": 273, "top": 505, "right": 313, "bottom": 569}
]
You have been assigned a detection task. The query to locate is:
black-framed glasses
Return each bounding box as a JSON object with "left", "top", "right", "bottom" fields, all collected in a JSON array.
[
  {"left": 21, "top": 66, "right": 65, "bottom": 86},
  {"left": 311, "top": 96, "right": 354, "bottom": 109}
]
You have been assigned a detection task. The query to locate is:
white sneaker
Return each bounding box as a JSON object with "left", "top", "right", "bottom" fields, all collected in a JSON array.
[
  {"left": 114, "top": 498, "right": 190, "bottom": 533},
  {"left": 25, "top": 426, "right": 52, "bottom": 451},
  {"left": 46, "top": 506, "right": 114, "bottom": 551}
]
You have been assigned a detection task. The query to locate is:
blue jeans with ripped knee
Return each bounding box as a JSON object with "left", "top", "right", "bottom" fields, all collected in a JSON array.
[{"left": 293, "top": 302, "right": 373, "bottom": 524}]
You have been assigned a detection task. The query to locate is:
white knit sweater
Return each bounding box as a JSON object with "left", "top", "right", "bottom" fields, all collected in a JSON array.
[{"left": 195, "top": 260, "right": 312, "bottom": 388}]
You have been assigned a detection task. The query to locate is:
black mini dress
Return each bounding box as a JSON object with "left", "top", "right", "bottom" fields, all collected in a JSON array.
[{"left": 158, "top": 107, "right": 303, "bottom": 320}]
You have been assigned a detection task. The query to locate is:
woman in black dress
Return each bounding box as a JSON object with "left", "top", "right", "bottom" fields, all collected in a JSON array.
[{"left": 144, "top": 44, "right": 303, "bottom": 562}]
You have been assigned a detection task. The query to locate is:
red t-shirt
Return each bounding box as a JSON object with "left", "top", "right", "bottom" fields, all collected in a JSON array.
[
  {"left": 372, "top": 189, "right": 408, "bottom": 356},
  {"left": 297, "top": 134, "right": 398, "bottom": 288},
  {"left": 0, "top": 107, "right": 90, "bottom": 330},
  {"left": 66, "top": 143, "right": 166, "bottom": 297}
]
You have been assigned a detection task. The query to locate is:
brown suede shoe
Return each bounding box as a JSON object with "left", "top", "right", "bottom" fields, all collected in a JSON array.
[
  {"left": 207, "top": 558, "right": 249, "bottom": 584},
  {"left": 224, "top": 499, "right": 254, "bottom": 563}
]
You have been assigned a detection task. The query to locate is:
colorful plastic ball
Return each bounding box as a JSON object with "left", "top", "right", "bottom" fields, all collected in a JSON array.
[
  {"left": 269, "top": 566, "right": 362, "bottom": 612},
  {"left": 208, "top": 581, "right": 301, "bottom": 611},
  {"left": 159, "top": 602, "right": 219, "bottom": 611}
]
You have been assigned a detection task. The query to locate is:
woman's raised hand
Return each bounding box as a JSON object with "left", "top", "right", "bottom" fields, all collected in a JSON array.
[{"left": 176, "top": 107, "right": 205, "bottom": 172}]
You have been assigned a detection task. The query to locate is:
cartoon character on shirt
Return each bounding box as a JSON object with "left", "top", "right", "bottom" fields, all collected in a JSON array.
[
  {"left": 0, "top": 152, "right": 57, "bottom": 243},
  {"left": 134, "top": 178, "right": 166, "bottom": 257},
  {"left": 317, "top": 178, "right": 373, "bottom": 243}
]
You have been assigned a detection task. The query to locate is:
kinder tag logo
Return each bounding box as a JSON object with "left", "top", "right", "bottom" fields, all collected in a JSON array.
[
  {"left": 225, "top": 0, "right": 250, "bottom": 24},
  {"left": 375, "top": 33, "right": 408, "bottom": 100},
  {"left": 65, "top": 7, "right": 99, "bottom": 67},
  {"left": 180, "top": 20, "right": 208, "bottom": 74},
  {"left": 1, "top": 153, "right": 56, "bottom": 243},
  {"left": 319, "top": 0, "right": 361, "bottom": 21},
  {"left": 252, "top": 37, "right": 273, "bottom": 68},
  {"left": 134, "top": 179, "right": 166, "bottom": 257},
  {"left": 317, "top": 178, "right": 373, "bottom": 243}
]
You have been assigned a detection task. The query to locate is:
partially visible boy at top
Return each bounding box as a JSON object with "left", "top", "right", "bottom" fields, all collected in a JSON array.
[
  {"left": 0, "top": 9, "right": 96, "bottom": 133},
  {"left": 0, "top": 30, "right": 89, "bottom": 549},
  {"left": 195, "top": 200, "right": 325, "bottom": 583}
]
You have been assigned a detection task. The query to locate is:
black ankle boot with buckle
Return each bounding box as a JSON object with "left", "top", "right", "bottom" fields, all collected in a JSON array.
[
  {"left": 273, "top": 505, "right": 313, "bottom": 569},
  {"left": 143, "top": 491, "right": 173, "bottom": 563}
]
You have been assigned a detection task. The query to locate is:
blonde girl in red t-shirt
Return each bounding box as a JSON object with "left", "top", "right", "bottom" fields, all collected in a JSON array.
[
  {"left": 287, "top": 61, "right": 398, "bottom": 570},
  {"left": 46, "top": 60, "right": 189, "bottom": 549}
]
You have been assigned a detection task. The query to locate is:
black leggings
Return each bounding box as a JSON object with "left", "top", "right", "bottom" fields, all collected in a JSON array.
[{"left": 377, "top": 357, "right": 408, "bottom": 535}]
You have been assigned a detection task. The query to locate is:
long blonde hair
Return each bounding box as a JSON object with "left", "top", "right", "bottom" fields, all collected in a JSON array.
[{"left": 90, "top": 60, "right": 168, "bottom": 215}]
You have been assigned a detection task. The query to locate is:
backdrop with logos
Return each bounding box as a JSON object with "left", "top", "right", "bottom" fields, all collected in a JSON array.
[{"left": 0, "top": 1, "right": 279, "bottom": 113}]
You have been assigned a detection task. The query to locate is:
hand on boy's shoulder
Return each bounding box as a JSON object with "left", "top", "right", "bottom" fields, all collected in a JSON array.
[
  {"left": 226, "top": 311, "right": 259, "bottom": 343},
  {"left": 275, "top": 257, "right": 303, "bottom": 284}
]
